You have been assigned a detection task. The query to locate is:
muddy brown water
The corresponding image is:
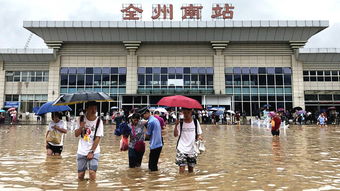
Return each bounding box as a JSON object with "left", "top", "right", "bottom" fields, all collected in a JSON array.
[{"left": 0, "top": 124, "right": 339, "bottom": 190}]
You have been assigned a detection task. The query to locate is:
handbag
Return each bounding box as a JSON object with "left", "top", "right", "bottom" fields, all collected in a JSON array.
[
  {"left": 197, "top": 140, "right": 206, "bottom": 152},
  {"left": 120, "top": 136, "right": 129, "bottom": 151},
  {"left": 132, "top": 126, "right": 145, "bottom": 153},
  {"left": 46, "top": 130, "right": 62, "bottom": 145}
]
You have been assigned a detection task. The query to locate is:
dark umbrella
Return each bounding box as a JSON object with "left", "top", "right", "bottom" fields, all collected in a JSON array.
[
  {"left": 263, "top": 104, "right": 271, "bottom": 108},
  {"left": 36, "top": 101, "right": 72, "bottom": 115},
  {"left": 53, "top": 91, "right": 113, "bottom": 106},
  {"left": 157, "top": 95, "right": 202, "bottom": 109},
  {"left": 293, "top": 106, "right": 303, "bottom": 111}
]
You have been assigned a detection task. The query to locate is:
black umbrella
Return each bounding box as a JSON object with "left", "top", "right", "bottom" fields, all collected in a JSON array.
[
  {"left": 53, "top": 91, "right": 113, "bottom": 106},
  {"left": 293, "top": 106, "right": 303, "bottom": 111}
]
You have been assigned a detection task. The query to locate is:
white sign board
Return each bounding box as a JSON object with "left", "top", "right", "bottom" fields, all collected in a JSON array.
[{"left": 168, "top": 79, "right": 184, "bottom": 86}]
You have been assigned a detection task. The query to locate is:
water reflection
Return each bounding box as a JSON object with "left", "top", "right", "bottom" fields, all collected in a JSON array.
[{"left": 0, "top": 124, "right": 339, "bottom": 190}]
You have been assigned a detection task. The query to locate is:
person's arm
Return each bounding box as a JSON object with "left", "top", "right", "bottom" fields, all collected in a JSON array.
[
  {"left": 174, "top": 120, "right": 180, "bottom": 137},
  {"left": 45, "top": 130, "right": 50, "bottom": 144},
  {"left": 75, "top": 119, "right": 85, "bottom": 137},
  {"left": 52, "top": 124, "right": 67, "bottom": 134},
  {"left": 196, "top": 121, "right": 203, "bottom": 140},
  {"left": 145, "top": 121, "right": 153, "bottom": 139},
  {"left": 87, "top": 121, "right": 104, "bottom": 160}
]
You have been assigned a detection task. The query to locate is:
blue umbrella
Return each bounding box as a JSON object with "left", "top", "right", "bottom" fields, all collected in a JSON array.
[
  {"left": 33, "top": 106, "right": 40, "bottom": 114},
  {"left": 36, "top": 101, "right": 72, "bottom": 115},
  {"left": 214, "top": 110, "right": 224, "bottom": 115},
  {"left": 0, "top": 109, "right": 5, "bottom": 113}
]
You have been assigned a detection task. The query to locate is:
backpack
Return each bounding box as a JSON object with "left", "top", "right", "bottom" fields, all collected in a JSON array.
[{"left": 176, "top": 119, "right": 198, "bottom": 149}]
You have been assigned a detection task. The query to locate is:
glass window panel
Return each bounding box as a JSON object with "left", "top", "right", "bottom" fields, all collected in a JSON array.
[
  {"left": 234, "top": 75, "right": 241, "bottom": 85},
  {"left": 161, "top": 68, "right": 168, "bottom": 74},
  {"left": 119, "top": 68, "right": 127, "bottom": 74},
  {"left": 268, "top": 88, "right": 275, "bottom": 94},
  {"left": 325, "top": 77, "right": 331, "bottom": 81},
  {"left": 169, "top": 67, "right": 176, "bottom": 74},
  {"left": 198, "top": 68, "right": 205, "bottom": 74},
  {"left": 233, "top": 67, "right": 241, "bottom": 74},
  {"left": 176, "top": 74, "right": 183, "bottom": 79},
  {"left": 190, "top": 67, "right": 198, "bottom": 74},
  {"left": 60, "top": 88, "right": 68, "bottom": 94},
  {"left": 250, "top": 75, "right": 258, "bottom": 85},
  {"left": 146, "top": 75, "right": 152, "bottom": 85},
  {"left": 86, "top": 68, "right": 93, "bottom": 74},
  {"left": 68, "top": 68, "right": 77, "bottom": 74},
  {"left": 317, "top": 71, "right": 323, "bottom": 75},
  {"left": 259, "top": 67, "right": 266, "bottom": 74},
  {"left": 77, "top": 75, "right": 85, "bottom": 86},
  {"left": 184, "top": 75, "right": 190, "bottom": 85},
  {"left": 284, "top": 75, "right": 292, "bottom": 85},
  {"left": 305, "top": 94, "right": 317, "bottom": 100},
  {"left": 268, "top": 95, "right": 275, "bottom": 101},
  {"left": 250, "top": 67, "right": 258, "bottom": 74},
  {"left": 276, "top": 75, "right": 283, "bottom": 85},
  {"left": 94, "top": 75, "right": 101, "bottom": 86},
  {"left": 226, "top": 75, "right": 233, "bottom": 85},
  {"left": 21, "top": 71, "right": 29, "bottom": 82},
  {"left": 259, "top": 88, "right": 267, "bottom": 94},
  {"left": 284, "top": 88, "right": 292, "bottom": 94},
  {"left": 310, "top": 77, "right": 317, "bottom": 81},
  {"left": 304, "top": 77, "right": 309, "bottom": 81},
  {"left": 176, "top": 67, "right": 184, "bottom": 74},
  {"left": 331, "top": 71, "right": 338, "bottom": 75},
  {"left": 153, "top": 67, "right": 161, "bottom": 74},
  {"left": 243, "top": 88, "right": 250, "bottom": 94},
  {"left": 86, "top": 75, "right": 93, "bottom": 85},
  {"left": 111, "top": 67, "right": 118, "bottom": 74},
  {"left": 226, "top": 86, "right": 233, "bottom": 94},
  {"left": 276, "top": 88, "right": 283, "bottom": 94},
  {"left": 275, "top": 68, "right": 283, "bottom": 74},
  {"left": 234, "top": 88, "right": 241, "bottom": 94},
  {"left": 60, "top": 68, "right": 68, "bottom": 74},
  {"left": 206, "top": 67, "right": 214, "bottom": 74},
  {"left": 309, "top": 71, "right": 316, "bottom": 75},
  {"left": 183, "top": 67, "right": 190, "bottom": 74},
  {"left": 317, "top": 76, "right": 324, "bottom": 81},
  {"left": 169, "top": 74, "right": 175, "bottom": 79},
  {"left": 267, "top": 75, "right": 275, "bottom": 85},
  {"left": 241, "top": 68, "right": 250, "bottom": 74},
  {"left": 333, "top": 95, "right": 340, "bottom": 100},
  {"left": 303, "top": 71, "right": 309, "bottom": 75},
  {"left": 5, "top": 95, "right": 12, "bottom": 101},
  {"left": 94, "top": 68, "right": 102, "bottom": 74},
  {"left": 69, "top": 75, "right": 76, "bottom": 85},
  {"left": 138, "top": 67, "right": 145, "bottom": 74},
  {"left": 251, "top": 88, "right": 258, "bottom": 94},
  {"left": 77, "top": 67, "right": 85, "bottom": 74},
  {"left": 36, "top": 71, "right": 43, "bottom": 81},
  {"left": 119, "top": 75, "right": 126, "bottom": 86},
  {"left": 102, "top": 67, "right": 110, "bottom": 74},
  {"left": 94, "top": 87, "right": 102, "bottom": 92},
  {"left": 251, "top": 95, "right": 258, "bottom": 101},
  {"left": 260, "top": 95, "right": 267, "bottom": 101},
  {"left": 199, "top": 75, "right": 206, "bottom": 85},
  {"left": 319, "top": 94, "right": 332, "bottom": 101},
  {"left": 207, "top": 75, "right": 213, "bottom": 86},
  {"left": 242, "top": 75, "right": 250, "bottom": 85},
  {"left": 243, "top": 95, "right": 250, "bottom": 101},
  {"left": 102, "top": 75, "right": 110, "bottom": 86},
  {"left": 332, "top": 77, "right": 339, "bottom": 81},
  {"left": 43, "top": 71, "right": 49, "bottom": 81},
  {"left": 267, "top": 67, "right": 275, "bottom": 74},
  {"left": 234, "top": 95, "right": 241, "bottom": 101},
  {"left": 21, "top": 95, "right": 27, "bottom": 101},
  {"left": 324, "top": 71, "right": 331, "bottom": 75},
  {"left": 259, "top": 75, "right": 266, "bottom": 85},
  {"left": 283, "top": 67, "right": 292, "bottom": 74},
  {"left": 285, "top": 95, "right": 292, "bottom": 101}
]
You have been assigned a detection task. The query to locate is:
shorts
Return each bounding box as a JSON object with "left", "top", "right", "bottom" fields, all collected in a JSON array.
[
  {"left": 175, "top": 150, "right": 197, "bottom": 167},
  {"left": 271, "top": 130, "right": 280, "bottom": 136},
  {"left": 46, "top": 143, "right": 63, "bottom": 154},
  {"left": 77, "top": 153, "right": 100, "bottom": 173}
]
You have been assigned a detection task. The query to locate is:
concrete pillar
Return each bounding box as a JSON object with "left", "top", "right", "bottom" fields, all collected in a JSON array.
[
  {"left": 211, "top": 41, "right": 229, "bottom": 95},
  {"left": 291, "top": 54, "right": 305, "bottom": 109},
  {"left": 0, "top": 61, "right": 5, "bottom": 108},
  {"left": 47, "top": 55, "right": 61, "bottom": 102},
  {"left": 123, "top": 41, "right": 141, "bottom": 95},
  {"left": 213, "top": 51, "right": 225, "bottom": 95}
]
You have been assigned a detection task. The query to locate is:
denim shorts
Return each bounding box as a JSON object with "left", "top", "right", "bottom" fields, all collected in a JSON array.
[{"left": 77, "top": 153, "right": 100, "bottom": 173}]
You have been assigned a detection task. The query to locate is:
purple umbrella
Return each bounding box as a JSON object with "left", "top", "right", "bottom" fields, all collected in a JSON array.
[
  {"left": 296, "top": 110, "right": 306, "bottom": 115},
  {"left": 268, "top": 112, "right": 276, "bottom": 117}
]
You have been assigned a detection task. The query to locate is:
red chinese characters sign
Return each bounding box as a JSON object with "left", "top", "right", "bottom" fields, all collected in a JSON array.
[
  {"left": 121, "top": 4, "right": 143, "bottom": 20},
  {"left": 121, "top": 3, "right": 235, "bottom": 20},
  {"left": 211, "top": 4, "right": 234, "bottom": 19},
  {"left": 152, "top": 4, "right": 173, "bottom": 20}
]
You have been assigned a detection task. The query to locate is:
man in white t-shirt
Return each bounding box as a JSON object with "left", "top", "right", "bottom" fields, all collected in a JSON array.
[
  {"left": 174, "top": 108, "right": 203, "bottom": 173},
  {"left": 46, "top": 112, "right": 67, "bottom": 156},
  {"left": 75, "top": 101, "right": 104, "bottom": 181}
]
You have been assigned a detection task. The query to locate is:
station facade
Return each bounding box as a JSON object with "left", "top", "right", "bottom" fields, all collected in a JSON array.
[{"left": 1, "top": 20, "right": 340, "bottom": 116}]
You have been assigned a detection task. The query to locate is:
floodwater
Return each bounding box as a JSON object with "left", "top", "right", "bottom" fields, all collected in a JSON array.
[{"left": 0, "top": 124, "right": 339, "bottom": 191}]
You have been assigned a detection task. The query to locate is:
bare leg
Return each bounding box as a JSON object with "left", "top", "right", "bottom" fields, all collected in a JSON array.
[
  {"left": 188, "top": 166, "right": 194, "bottom": 173},
  {"left": 179, "top": 166, "right": 185, "bottom": 173},
  {"left": 78, "top": 171, "right": 85, "bottom": 180},
  {"left": 89, "top": 170, "right": 96, "bottom": 181},
  {"left": 46, "top": 149, "right": 53, "bottom": 156}
]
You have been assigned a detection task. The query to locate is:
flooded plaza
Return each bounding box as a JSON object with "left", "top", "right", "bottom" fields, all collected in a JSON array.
[{"left": 0, "top": 124, "right": 339, "bottom": 191}]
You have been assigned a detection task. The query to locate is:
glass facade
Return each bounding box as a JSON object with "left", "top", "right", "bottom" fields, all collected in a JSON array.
[
  {"left": 137, "top": 67, "right": 214, "bottom": 94},
  {"left": 60, "top": 67, "right": 126, "bottom": 95},
  {"left": 5, "top": 71, "right": 49, "bottom": 82},
  {"left": 225, "top": 67, "right": 293, "bottom": 116},
  {"left": 5, "top": 94, "right": 48, "bottom": 113},
  {"left": 303, "top": 70, "right": 340, "bottom": 82}
]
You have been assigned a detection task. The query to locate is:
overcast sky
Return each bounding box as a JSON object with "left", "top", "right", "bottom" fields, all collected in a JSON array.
[{"left": 0, "top": 0, "right": 339, "bottom": 49}]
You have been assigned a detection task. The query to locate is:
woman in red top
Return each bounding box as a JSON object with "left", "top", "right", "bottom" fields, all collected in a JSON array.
[{"left": 271, "top": 114, "right": 282, "bottom": 136}]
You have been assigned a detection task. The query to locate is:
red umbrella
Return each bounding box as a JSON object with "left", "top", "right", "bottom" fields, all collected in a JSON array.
[
  {"left": 8, "top": 108, "right": 16, "bottom": 111},
  {"left": 157, "top": 95, "right": 203, "bottom": 109}
]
